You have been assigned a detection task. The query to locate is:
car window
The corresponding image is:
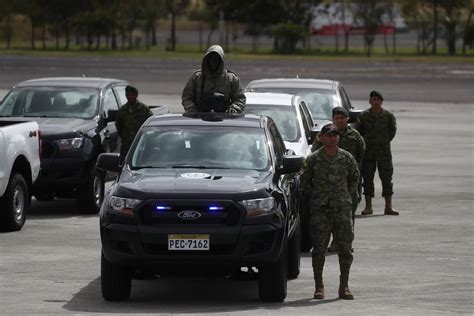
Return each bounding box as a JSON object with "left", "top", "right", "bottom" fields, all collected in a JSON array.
[
  {"left": 102, "top": 88, "right": 119, "bottom": 116},
  {"left": 131, "top": 126, "right": 270, "bottom": 171},
  {"left": 247, "top": 86, "right": 339, "bottom": 120},
  {"left": 244, "top": 104, "right": 301, "bottom": 142},
  {"left": 339, "top": 86, "right": 352, "bottom": 110},
  {"left": 298, "top": 103, "right": 311, "bottom": 138},
  {"left": 0, "top": 87, "right": 99, "bottom": 119},
  {"left": 268, "top": 122, "right": 285, "bottom": 167},
  {"left": 114, "top": 85, "right": 128, "bottom": 106}
]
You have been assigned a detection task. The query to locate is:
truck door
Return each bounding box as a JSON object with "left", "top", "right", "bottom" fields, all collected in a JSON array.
[{"left": 101, "top": 88, "right": 120, "bottom": 153}]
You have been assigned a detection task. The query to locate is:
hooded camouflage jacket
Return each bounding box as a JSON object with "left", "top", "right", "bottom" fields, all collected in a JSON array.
[
  {"left": 301, "top": 148, "right": 360, "bottom": 209},
  {"left": 355, "top": 108, "right": 396, "bottom": 160},
  {"left": 181, "top": 45, "right": 246, "bottom": 113}
]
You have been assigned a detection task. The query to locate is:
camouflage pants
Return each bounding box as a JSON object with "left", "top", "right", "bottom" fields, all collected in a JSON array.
[
  {"left": 362, "top": 158, "right": 394, "bottom": 197},
  {"left": 311, "top": 205, "right": 354, "bottom": 277}
]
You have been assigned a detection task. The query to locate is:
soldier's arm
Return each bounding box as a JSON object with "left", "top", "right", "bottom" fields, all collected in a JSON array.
[
  {"left": 389, "top": 112, "right": 397, "bottom": 141},
  {"left": 300, "top": 156, "right": 314, "bottom": 195},
  {"left": 310, "top": 134, "right": 322, "bottom": 153},
  {"left": 115, "top": 110, "right": 123, "bottom": 137},
  {"left": 355, "top": 114, "right": 364, "bottom": 136},
  {"left": 181, "top": 74, "right": 198, "bottom": 112},
  {"left": 356, "top": 132, "right": 366, "bottom": 167},
  {"left": 348, "top": 155, "right": 360, "bottom": 204},
  {"left": 228, "top": 75, "right": 246, "bottom": 113}
]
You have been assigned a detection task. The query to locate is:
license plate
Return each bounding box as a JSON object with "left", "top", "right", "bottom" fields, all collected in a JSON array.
[{"left": 168, "top": 234, "right": 210, "bottom": 251}]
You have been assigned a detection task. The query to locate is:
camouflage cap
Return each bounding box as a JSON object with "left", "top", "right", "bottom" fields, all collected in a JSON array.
[
  {"left": 332, "top": 106, "right": 349, "bottom": 117},
  {"left": 320, "top": 123, "right": 339, "bottom": 135},
  {"left": 125, "top": 85, "right": 138, "bottom": 95},
  {"left": 369, "top": 90, "right": 383, "bottom": 100}
]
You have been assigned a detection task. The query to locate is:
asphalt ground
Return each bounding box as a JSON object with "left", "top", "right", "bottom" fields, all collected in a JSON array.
[{"left": 0, "top": 56, "right": 473, "bottom": 315}]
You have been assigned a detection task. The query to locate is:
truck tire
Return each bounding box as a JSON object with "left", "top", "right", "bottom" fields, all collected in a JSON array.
[
  {"left": 101, "top": 252, "right": 131, "bottom": 301},
  {"left": 76, "top": 166, "right": 104, "bottom": 214},
  {"left": 287, "top": 216, "right": 301, "bottom": 279},
  {"left": 0, "top": 173, "right": 29, "bottom": 231},
  {"left": 258, "top": 240, "right": 287, "bottom": 302}
]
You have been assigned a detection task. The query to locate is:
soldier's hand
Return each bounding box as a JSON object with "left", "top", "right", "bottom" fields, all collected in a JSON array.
[
  {"left": 186, "top": 106, "right": 197, "bottom": 113},
  {"left": 226, "top": 106, "right": 239, "bottom": 114}
]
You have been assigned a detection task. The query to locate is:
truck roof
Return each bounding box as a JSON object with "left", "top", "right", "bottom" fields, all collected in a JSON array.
[
  {"left": 147, "top": 113, "right": 268, "bottom": 129},
  {"left": 14, "top": 77, "right": 127, "bottom": 89}
]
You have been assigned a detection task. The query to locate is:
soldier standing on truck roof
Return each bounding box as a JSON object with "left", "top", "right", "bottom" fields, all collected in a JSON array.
[
  {"left": 181, "top": 45, "right": 246, "bottom": 113},
  {"left": 115, "top": 86, "right": 152, "bottom": 162}
]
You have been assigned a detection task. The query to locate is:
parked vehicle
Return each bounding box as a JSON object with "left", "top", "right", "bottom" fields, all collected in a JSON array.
[
  {"left": 243, "top": 92, "right": 317, "bottom": 157},
  {"left": 0, "top": 77, "right": 167, "bottom": 214},
  {"left": 0, "top": 120, "right": 41, "bottom": 231},
  {"left": 97, "top": 113, "right": 304, "bottom": 302},
  {"left": 245, "top": 78, "right": 361, "bottom": 130}
]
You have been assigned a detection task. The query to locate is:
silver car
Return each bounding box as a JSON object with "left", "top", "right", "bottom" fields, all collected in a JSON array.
[{"left": 245, "top": 78, "right": 361, "bottom": 130}]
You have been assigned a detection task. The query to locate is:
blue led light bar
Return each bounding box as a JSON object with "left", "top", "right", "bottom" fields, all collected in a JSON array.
[
  {"left": 156, "top": 206, "right": 171, "bottom": 211},
  {"left": 208, "top": 206, "right": 224, "bottom": 211}
]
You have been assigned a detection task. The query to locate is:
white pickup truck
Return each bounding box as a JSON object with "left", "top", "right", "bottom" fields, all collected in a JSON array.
[{"left": 0, "top": 120, "right": 41, "bottom": 231}]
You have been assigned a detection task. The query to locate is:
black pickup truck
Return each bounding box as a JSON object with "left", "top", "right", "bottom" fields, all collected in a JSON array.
[
  {"left": 0, "top": 77, "right": 167, "bottom": 214},
  {"left": 97, "top": 113, "right": 304, "bottom": 302}
]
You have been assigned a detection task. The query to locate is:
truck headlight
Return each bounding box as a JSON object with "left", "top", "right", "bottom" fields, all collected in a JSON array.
[
  {"left": 240, "top": 197, "right": 275, "bottom": 217},
  {"left": 109, "top": 196, "right": 142, "bottom": 217},
  {"left": 54, "top": 137, "right": 83, "bottom": 151}
]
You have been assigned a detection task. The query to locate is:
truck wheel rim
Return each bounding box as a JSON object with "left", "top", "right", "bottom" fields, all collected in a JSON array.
[
  {"left": 93, "top": 175, "right": 103, "bottom": 208},
  {"left": 13, "top": 185, "right": 25, "bottom": 222}
]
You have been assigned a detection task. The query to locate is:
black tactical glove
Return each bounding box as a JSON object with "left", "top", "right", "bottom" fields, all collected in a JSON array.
[{"left": 226, "top": 106, "right": 240, "bottom": 114}]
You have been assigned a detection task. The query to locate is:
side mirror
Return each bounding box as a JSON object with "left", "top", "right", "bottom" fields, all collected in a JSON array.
[
  {"left": 106, "top": 109, "right": 118, "bottom": 123},
  {"left": 348, "top": 109, "right": 361, "bottom": 124},
  {"left": 308, "top": 127, "right": 319, "bottom": 144},
  {"left": 280, "top": 155, "right": 304, "bottom": 174},
  {"left": 97, "top": 153, "right": 121, "bottom": 173}
]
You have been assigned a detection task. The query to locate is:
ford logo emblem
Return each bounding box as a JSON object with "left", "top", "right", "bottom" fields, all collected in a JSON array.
[{"left": 177, "top": 210, "right": 202, "bottom": 220}]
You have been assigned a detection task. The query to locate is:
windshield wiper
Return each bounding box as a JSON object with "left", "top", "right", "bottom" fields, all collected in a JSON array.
[
  {"left": 171, "top": 165, "right": 231, "bottom": 169},
  {"left": 24, "top": 114, "right": 55, "bottom": 118}
]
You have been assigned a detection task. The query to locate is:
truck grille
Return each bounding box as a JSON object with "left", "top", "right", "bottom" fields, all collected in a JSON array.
[
  {"left": 41, "top": 140, "right": 57, "bottom": 158},
  {"left": 137, "top": 200, "right": 243, "bottom": 226}
]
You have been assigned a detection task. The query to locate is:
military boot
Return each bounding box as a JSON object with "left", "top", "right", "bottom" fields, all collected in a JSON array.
[
  {"left": 361, "top": 195, "right": 373, "bottom": 215},
  {"left": 338, "top": 273, "right": 354, "bottom": 300},
  {"left": 384, "top": 196, "right": 399, "bottom": 215},
  {"left": 313, "top": 274, "right": 325, "bottom": 299}
]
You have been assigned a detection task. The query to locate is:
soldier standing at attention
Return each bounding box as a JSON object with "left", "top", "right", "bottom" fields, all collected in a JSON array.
[
  {"left": 356, "top": 90, "right": 398, "bottom": 216},
  {"left": 312, "top": 107, "right": 365, "bottom": 252},
  {"left": 302, "top": 123, "right": 360, "bottom": 300},
  {"left": 181, "top": 45, "right": 246, "bottom": 113},
  {"left": 115, "top": 86, "right": 152, "bottom": 161}
]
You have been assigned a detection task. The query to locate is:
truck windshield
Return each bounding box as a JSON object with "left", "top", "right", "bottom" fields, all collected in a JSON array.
[
  {"left": 0, "top": 87, "right": 99, "bottom": 119},
  {"left": 131, "top": 126, "right": 271, "bottom": 171}
]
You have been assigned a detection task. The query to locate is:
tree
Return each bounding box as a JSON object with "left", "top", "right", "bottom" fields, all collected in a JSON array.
[
  {"left": 352, "top": 0, "right": 388, "bottom": 56},
  {"left": 462, "top": 1, "right": 474, "bottom": 54},
  {"left": 165, "top": 0, "right": 189, "bottom": 51}
]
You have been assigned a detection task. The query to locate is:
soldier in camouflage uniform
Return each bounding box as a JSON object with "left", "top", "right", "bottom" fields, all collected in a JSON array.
[
  {"left": 115, "top": 86, "right": 153, "bottom": 162},
  {"left": 312, "top": 107, "right": 365, "bottom": 252},
  {"left": 355, "top": 90, "right": 398, "bottom": 215},
  {"left": 181, "top": 45, "right": 246, "bottom": 113},
  {"left": 302, "top": 123, "right": 360, "bottom": 300}
]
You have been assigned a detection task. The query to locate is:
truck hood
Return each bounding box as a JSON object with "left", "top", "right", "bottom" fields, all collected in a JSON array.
[
  {"left": 1, "top": 116, "right": 96, "bottom": 136},
  {"left": 114, "top": 168, "right": 273, "bottom": 200}
]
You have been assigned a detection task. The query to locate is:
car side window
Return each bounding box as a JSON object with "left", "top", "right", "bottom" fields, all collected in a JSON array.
[
  {"left": 339, "top": 86, "right": 352, "bottom": 110},
  {"left": 268, "top": 122, "right": 285, "bottom": 167},
  {"left": 114, "top": 85, "right": 128, "bottom": 106},
  {"left": 103, "top": 88, "right": 119, "bottom": 116},
  {"left": 298, "top": 102, "right": 311, "bottom": 138}
]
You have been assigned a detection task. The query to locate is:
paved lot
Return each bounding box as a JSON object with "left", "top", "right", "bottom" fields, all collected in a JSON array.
[{"left": 0, "top": 56, "right": 473, "bottom": 314}]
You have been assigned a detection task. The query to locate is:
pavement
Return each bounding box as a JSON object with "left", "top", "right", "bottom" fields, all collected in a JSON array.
[{"left": 0, "top": 56, "right": 473, "bottom": 315}]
